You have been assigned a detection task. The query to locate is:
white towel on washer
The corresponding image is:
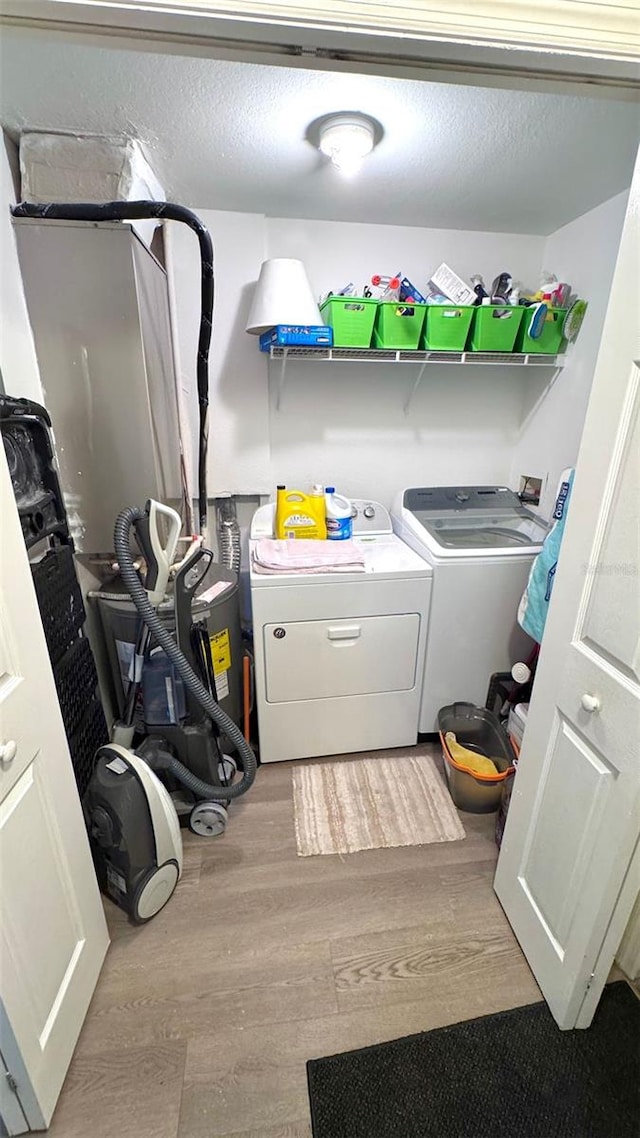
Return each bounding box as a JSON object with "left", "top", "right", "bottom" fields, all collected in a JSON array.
[{"left": 252, "top": 538, "right": 365, "bottom": 574}]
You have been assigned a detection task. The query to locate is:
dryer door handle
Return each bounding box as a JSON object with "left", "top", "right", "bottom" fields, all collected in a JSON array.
[{"left": 327, "top": 625, "right": 361, "bottom": 641}]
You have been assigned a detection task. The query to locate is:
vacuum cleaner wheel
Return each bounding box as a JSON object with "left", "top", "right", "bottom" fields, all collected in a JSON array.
[
  {"left": 132, "top": 861, "right": 180, "bottom": 922},
  {"left": 189, "top": 800, "right": 228, "bottom": 838},
  {"left": 218, "top": 754, "right": 238, "bottom": 785}
]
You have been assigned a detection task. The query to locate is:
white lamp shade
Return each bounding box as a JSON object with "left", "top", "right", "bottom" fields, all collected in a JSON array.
[{"left": 246, "top": 258, "right": 322, "bottom": 334}]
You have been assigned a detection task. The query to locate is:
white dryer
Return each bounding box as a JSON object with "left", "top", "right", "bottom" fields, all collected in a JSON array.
[
  {"left": 250, "top": 501, "right": 432, "bottom": 763},
  {"left": 392, "top": 486, "right": 548, "bottom": 733}
]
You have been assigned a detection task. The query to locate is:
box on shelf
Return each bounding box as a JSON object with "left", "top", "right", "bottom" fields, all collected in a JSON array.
[
  {"left": 259, "top": 325, "right": 333, "bottom": 351},
  {"left": 319, "top": 297, "right": 377, "bottom": 348},
  {"left": 373, "top": 302, "right": 427, "bottom": 350},
  {"left": 515, "top": 308, "right": 567, "bottom": 355},
  {"left": 422, "top": 305, "right": 475, "bottom": 351},
  {"left": 428, "top": 263, "right": 476, "bottom": 306},
  {"left": 469, "top": 305, "right": 524, "bottom": 352}
]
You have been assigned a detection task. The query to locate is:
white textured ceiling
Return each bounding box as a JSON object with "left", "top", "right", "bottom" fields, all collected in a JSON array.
[{"left": 1, "top": 27, "right": 638, "bottom": 234}]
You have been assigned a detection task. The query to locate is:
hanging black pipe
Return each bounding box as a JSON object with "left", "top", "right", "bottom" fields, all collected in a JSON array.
[{"left": 11, "top": 200, "right": 213, "bottom": 536}]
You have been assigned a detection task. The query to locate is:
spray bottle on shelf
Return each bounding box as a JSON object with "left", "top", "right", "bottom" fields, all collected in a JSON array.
[
  {"left": 470, "top": 275, "right": 489, "bottom": 305},
  {"left": 275, "top": 485, "right": 327, "bottom": 540},
  {"left": 490, "top": 271, "right": 513, "bottom": 303},
  {"left": 325, "top": 487, "right": 353, "bottom": 540}
]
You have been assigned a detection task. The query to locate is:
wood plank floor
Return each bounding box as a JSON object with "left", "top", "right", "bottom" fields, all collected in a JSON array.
[{"left": 47, "top": 745, "right": 544, "bottom": 1137}]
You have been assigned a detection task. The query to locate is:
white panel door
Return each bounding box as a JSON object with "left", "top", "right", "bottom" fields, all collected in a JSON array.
[
  {"left": 0, "top": 446, "right": 109, "bottom": 1132},
  {"left": 494, "top": 148, "right": 640, "bottom": 1029}
]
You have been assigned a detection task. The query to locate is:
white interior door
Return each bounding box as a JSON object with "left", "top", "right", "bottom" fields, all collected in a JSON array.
[
  {"left": 0, "top": 447, "right": 109, "bottom": 1133},
  {"left": 494, "top": 148, "right": 640, "bottom": 1030}
]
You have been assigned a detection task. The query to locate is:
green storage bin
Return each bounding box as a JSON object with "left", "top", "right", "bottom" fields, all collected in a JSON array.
[
  {"left": 422, "top": 305, "right": 474, "bottom": 351},
  {"left": 469, "top": 305, "right": 524, "bottom": 352},
  {"left": 515, "top": 307, "right": 567, "bottom": 354},
  {"left": 320, "top": 296, "right": 377, "bottom": 348},
  {"left": 373, "top": 302, "right": 426, "bottom": 350}
]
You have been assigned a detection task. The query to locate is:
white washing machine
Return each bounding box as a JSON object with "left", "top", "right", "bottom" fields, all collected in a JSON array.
[
  {"left": 250, "top": 500, "right": 432, "bottom": 763},
  {"left": 391, "top": 486, "right": 548, "bottom": 733}
]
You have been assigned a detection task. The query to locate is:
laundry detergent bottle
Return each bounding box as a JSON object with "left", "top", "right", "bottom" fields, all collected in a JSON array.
[
  {"left": 275, "top": 485, "right": 327, "bottom": 540},
  {"left": 325, "top": 487, "right": 353, "bottom": 540}
]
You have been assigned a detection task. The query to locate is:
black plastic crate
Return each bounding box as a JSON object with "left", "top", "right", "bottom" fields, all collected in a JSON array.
[
  {"left": 32, "top": 546, "right": 86, "bottom": 664},
  {"left": 54, "top": 635, "right": 99, "bottom": 738},
  {"left": 0, "top": 395, "right": 70, "bottom": 548},
  {"left": 68, "top": 698, "right": 109, "bottom": 799}
]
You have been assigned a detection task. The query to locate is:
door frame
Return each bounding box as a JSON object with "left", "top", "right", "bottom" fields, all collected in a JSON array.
[
  {"left": 2, "top": 0, "right": 639, "bottom": 98},
  {"left": 576, "top": 837, "right": 640, "bottom": 1027},
  {"left": 0, "top": 1003, "right": 44, "bottom": 1134}
]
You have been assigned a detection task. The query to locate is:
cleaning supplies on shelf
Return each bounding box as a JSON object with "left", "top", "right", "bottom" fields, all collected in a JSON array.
[
  {"left": 399, "top": 275, "right": 428, "bottom": 304},
  {"left": 470, "top": 275, "right": 489, "bottom": 305},
  {"left": 562, "top": 299, "right": 588, "bottom": 342},
  {"left": 490, "top": 271, "right": 513, "bottom": 303},
  {"left": 275, "top": 485, "right": 327, "bottom": 540},
  {"left": 253, "top": 261, "right": 587, "bottom": 357},
  {"left": 369, "top": 274, "right": 401, "bottom": 300},
  {"left": 525, "top": 302, "right": 549, "bottom": 340},
  {"left": 325, "top": 487, "right": 353, "bottom": 540},
  {"left": 427, "top": 263, "right": 476, "bottom": 306}
]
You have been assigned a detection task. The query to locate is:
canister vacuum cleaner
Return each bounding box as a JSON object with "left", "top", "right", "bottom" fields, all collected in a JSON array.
[{"left": 83, "top": 498, "right": 258, "bottom": 922}]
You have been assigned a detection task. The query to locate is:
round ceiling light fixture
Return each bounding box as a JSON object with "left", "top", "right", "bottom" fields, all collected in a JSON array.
[{"left": 317, "top": 112, "right": 379, "bottom": 177}]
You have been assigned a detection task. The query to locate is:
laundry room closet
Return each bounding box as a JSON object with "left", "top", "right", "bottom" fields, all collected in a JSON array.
[{"left": 1, "top": 14, "right": 639, "bottom": 1137}]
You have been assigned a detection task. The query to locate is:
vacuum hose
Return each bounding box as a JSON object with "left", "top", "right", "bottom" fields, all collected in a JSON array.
[{"left": 114, "top": 506, "right": 257, "bottom": 801}]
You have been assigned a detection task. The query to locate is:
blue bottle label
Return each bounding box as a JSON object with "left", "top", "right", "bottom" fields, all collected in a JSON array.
[{"left": 326, "top": 516, "right": 352, "bottom": 540}]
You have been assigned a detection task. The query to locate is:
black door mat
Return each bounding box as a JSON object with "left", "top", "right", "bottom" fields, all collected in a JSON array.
[{"left": 307, "top": 981, "right": 639, "bottom": 1138}]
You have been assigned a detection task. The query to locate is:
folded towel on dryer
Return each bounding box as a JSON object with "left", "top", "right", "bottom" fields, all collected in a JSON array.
[{"left": 252, "top": 538, "right": 366, "bottom": 574}]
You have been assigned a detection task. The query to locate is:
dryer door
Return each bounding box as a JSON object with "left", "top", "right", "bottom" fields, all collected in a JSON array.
[{"left": 264, "top": 614, "right": 420, "bottom": 703}]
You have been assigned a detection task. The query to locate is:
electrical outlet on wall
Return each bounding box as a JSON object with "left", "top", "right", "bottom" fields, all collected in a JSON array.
[{"left": 518, "top": 474, "right": 543, "bottom": 506}]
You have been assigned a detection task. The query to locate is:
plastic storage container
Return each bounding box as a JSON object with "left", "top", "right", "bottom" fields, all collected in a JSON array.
[
  {"left": 422, "top": 305, "right": 475, "bottom": 351},
  {"left": 373, "top": 302, "right": 427, "bottom": 350},
  {"left": 507, "top": 702, "right": 529, "bottom": 751},
  {"left": 469, "top": 305, "right": 524, "bottom": 352},
  {"left": 320, "top": 297, "right": 377, "bottom": 348},
  {"left": 514, "top": 308, "right": 567, "bottom": 354},
  {"left": 438, "top": 701, "right": 516, "bottom": 813}
]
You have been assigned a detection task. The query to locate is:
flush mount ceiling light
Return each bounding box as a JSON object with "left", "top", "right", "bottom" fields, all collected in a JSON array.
[{"left": 317, "top": 113, "right": 379, "bottom": 177}]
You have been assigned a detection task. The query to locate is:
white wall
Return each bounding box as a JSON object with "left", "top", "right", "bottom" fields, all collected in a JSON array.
[
  {"left": 0, "top": 138, "right": 42, "bottom": 402},
  {"left": 509, "top": 191, "right": 628, "bottom": 518},
  {"left": 169, "top": 209, "right": 546, "bottom": 505},
  {"left": 162, "top": 195, "right": 630, "bottom": 511}
]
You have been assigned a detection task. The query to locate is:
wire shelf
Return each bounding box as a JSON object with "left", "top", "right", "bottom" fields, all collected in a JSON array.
[{"left": 267, "top": 346, "right": 565, "bottom": 412}]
